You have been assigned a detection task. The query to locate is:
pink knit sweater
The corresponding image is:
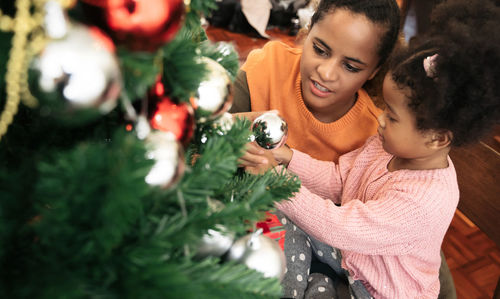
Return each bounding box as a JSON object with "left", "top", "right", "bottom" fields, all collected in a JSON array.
[{"left": 276, "top": 136, "right": 459, "bottom": 299}]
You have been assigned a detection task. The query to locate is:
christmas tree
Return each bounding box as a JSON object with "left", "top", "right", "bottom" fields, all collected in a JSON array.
[{"left": 0, "top": 0, "right": 299, "bottom": 298}]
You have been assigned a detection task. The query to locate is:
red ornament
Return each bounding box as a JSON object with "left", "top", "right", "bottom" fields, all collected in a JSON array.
[
  {"left": 149, "top": 82, "right": 194, "bottom": 146},
  {"left": 80, "top": 0, "right": 185, "bottom": 52}
]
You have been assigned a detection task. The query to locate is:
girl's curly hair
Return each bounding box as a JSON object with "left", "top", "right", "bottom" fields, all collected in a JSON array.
[{"left": 390, "top": 0, "right": 500, "bottom": 146}]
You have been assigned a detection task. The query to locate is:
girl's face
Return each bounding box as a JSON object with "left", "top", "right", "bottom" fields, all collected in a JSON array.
[
  {"left": 377, "top": 75, "right": 435, "bottom": 160},
  {"left": 300, "top": 8, "right": 382, "bottom": 122}
]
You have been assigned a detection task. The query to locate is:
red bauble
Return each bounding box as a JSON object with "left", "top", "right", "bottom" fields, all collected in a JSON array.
[
  {"left": 150, "top": 82, "right": 194, "bottom": 146},
  {"left": 80, "top": 0, "right": 185, "bottom": 52}
]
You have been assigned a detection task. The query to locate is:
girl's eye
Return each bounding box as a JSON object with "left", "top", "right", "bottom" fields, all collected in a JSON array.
[
  {"left": 344, "top": 63, "right": 361, "bottom": 73},
  {"left": 386, "top": 114, "right": 397, "bottom": 122},
  {"left": 313, "top": 43, "right": 328, "bottom": 57},
  {"left": 383, "top": 109, "right": 397, "bottom": 122}
]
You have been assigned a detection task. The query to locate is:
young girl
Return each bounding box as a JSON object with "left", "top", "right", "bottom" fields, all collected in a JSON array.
[
  {"left": 272, "top": 0, "right": 500, "bottom": 298},
  {"left": 231, "top": 0, "right": 401, "bottom": 169}
]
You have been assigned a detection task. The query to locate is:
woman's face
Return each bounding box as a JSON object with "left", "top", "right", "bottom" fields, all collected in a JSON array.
[{"left": 300, "top": 8, "right": 383, "bottom": 121}]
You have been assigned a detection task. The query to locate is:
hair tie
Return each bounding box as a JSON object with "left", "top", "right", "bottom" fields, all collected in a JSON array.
[{"left": 423, "top": 54, "right": 439, "bottom": 78}]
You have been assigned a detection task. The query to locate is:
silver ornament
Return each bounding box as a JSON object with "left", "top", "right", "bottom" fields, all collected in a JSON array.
[
  {"left": 214, "top": 42, "right": 237, "bottom": 60},
  {"left": 193, "top": 57, "right": 233, "bottom": 122},
  {"left": 196, "top": 224, "right": 235, "bottom": 258},
  {"left": 227, "top": 228, "right": 286, "bottom": 281},
  {"left": 213, "top": 112, "right": 234, "bottom": 135},
  {"left": 251, "top": 112, "right": 288, "bottom": 149},
  {"left": 200, "top": 112, "right": 234, "bottom": 144},
  {"left": 32, "top": 24, "right": 121, "bottom": 119},
  {"left": 144, "top": 132, "right": 184, "bottom": 188},
  {"left": 135, "top": 115, "right": 152, "bottom": 140},
  {"left": 43, "top": 0, "right": 69, "bottom": 39}
]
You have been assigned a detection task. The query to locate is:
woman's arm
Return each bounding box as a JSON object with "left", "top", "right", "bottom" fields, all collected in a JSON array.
[{"left": 229, "top": 70, "right": 251, "bottom": 113}]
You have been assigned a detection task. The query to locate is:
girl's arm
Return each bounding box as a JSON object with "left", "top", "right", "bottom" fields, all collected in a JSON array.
[
  {"left": 272, "top": 139, "right": 368, "bottom": 202},
  {"left": 284, "top": 149, "right": 343, "bottom": 202},
  {"left": 276, "top": 180, "right": 455, "bottom": 256}
]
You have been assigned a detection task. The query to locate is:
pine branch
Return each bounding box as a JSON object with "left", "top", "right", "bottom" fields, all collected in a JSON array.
[
  {"left": 161, "top": 27, "right": 206, "bottom": 102},
  {"left": 32, "top": 130, "right": 153, "bottom": 263},
  {"left": 118, "top": 49, "right": 161, "bottom": 102},
  {"left": 184, "top": 259, "right": 283, "bottom": 299},
  {"left": 184, "top": 0, "right": 219, "bottom": 34},
  {"left": 198, "top": 40, "right": 240, "bottom": 80}
]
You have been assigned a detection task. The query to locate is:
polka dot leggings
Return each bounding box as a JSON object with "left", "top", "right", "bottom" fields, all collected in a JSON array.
[{"left": 276, "top": 210, "right": 372, "bottom": 299}]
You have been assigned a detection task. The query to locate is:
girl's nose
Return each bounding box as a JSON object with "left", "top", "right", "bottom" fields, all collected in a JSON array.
[{"left": 377, "top": 113, "right": 385, "bottom": 128}]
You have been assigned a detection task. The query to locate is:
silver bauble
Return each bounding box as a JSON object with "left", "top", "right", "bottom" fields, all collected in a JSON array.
[
  {"left": 251, "top": 112, "right": 288, "bottom": 149},
  {"left": 144, "top": 132, "right": 184, "bottom": 188},
  {"left": 200, "top": 112, "right": 234, "bottom": 144},
  {"left": 227, "top": 229, "right": 286, "bottom": 281},
  {"left": 31, "top": 24, "right": 121, "bottom": 123},
  {"left": 213, "top": 112, "right": 234, "bottom": 135},
  {"left": 196, "top": 224, "right": 235, "bottom": 258},
  {"left": 43, "top": 0, "right": 69, "bottom": 39},
  {"left": 192, "top": 57, "right": 233, "bottom": 122}
]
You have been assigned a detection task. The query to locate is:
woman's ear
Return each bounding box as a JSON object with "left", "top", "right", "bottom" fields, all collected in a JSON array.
[{"left": 428, "top": 130, "right": 453, "bottom": 149}]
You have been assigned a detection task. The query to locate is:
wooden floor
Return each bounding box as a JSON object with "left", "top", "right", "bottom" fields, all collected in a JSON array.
[
  {"left": 205, "top": 25, "right": 500, "bottom": 299},
  {"left": 444, "top": 210, "right": 500, "bottom": 299}
]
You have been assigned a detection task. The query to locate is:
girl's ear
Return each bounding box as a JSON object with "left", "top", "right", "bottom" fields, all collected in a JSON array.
[
  {"left": 368, "top": 66, "right": 381, "bottom": 80},
  {"left": 428, "top": 130, "right": 453, "bottom": 149}
]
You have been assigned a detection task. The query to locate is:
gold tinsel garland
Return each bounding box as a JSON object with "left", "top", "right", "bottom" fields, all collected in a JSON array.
[{"left": 0, "top": 0, "right": 75, "bottom": 141}]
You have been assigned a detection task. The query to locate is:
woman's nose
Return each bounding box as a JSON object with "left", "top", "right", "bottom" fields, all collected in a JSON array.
[
  {"left": 377, "top": 113, "right": 385, "bottom": 128},
  {"left": 317, "top": 60, "right": 339, "bottom": 82}
]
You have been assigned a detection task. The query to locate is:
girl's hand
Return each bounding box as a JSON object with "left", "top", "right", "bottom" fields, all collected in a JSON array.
[
  {"left": 271, "top": 144, "right": 293, "bottom": 167},
  {"left": 238, "top": 142, "right": 268, "bottom": 167},
  {"left": 240, "top": 144, "right": 293, "bottom": 175},
  {"left": 238, "top": 142, "right": 279, "bottom": 174},
  {"left": 232, "top": 110, "right": 282, "bottom": 174}
]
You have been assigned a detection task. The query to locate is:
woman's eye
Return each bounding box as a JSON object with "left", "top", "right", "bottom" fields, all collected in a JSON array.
[
  {"left": 313, "top": 43, "right": 328, "bottom": 57},
  {"left": 344, "top": 63, "right": 361, "bottom": 73}
]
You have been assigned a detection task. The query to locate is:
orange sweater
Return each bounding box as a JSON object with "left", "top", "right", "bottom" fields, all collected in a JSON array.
[{"left": 242, "top": 41, "right": 381, "bottom": 162}]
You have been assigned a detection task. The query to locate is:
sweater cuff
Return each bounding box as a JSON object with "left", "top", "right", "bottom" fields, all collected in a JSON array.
[
  {"left": 288, "top": 149, "right": 313, "bottom": 174},
  {"left": 272, "top": 164, "right": 286, "bottom": 173}
]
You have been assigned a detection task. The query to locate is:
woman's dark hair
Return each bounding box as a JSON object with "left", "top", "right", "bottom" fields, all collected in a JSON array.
[
  {"left": 310, "top": 0, "right": 401, "bottom": 67},
  {"left": 390, "top": 0, "right": 500, "bottom": 146}
]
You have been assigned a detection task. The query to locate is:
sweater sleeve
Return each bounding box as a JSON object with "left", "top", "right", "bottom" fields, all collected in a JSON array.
[
  {"left": 286, "top": 141, "right": 367, "bottom": 202},
  {"left": 287, "top": 149, "right": 343, "bottom": 203},
  {"left": 229, "top": 70, "right": 251, "bottom": 113},
  {"left": 276, "top": 178, "right": 451, "bottom": 256}
]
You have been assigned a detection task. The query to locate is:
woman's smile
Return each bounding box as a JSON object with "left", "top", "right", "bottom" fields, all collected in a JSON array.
[{"left": 310, "top": 79, "right": 333, "bottom": 97}]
